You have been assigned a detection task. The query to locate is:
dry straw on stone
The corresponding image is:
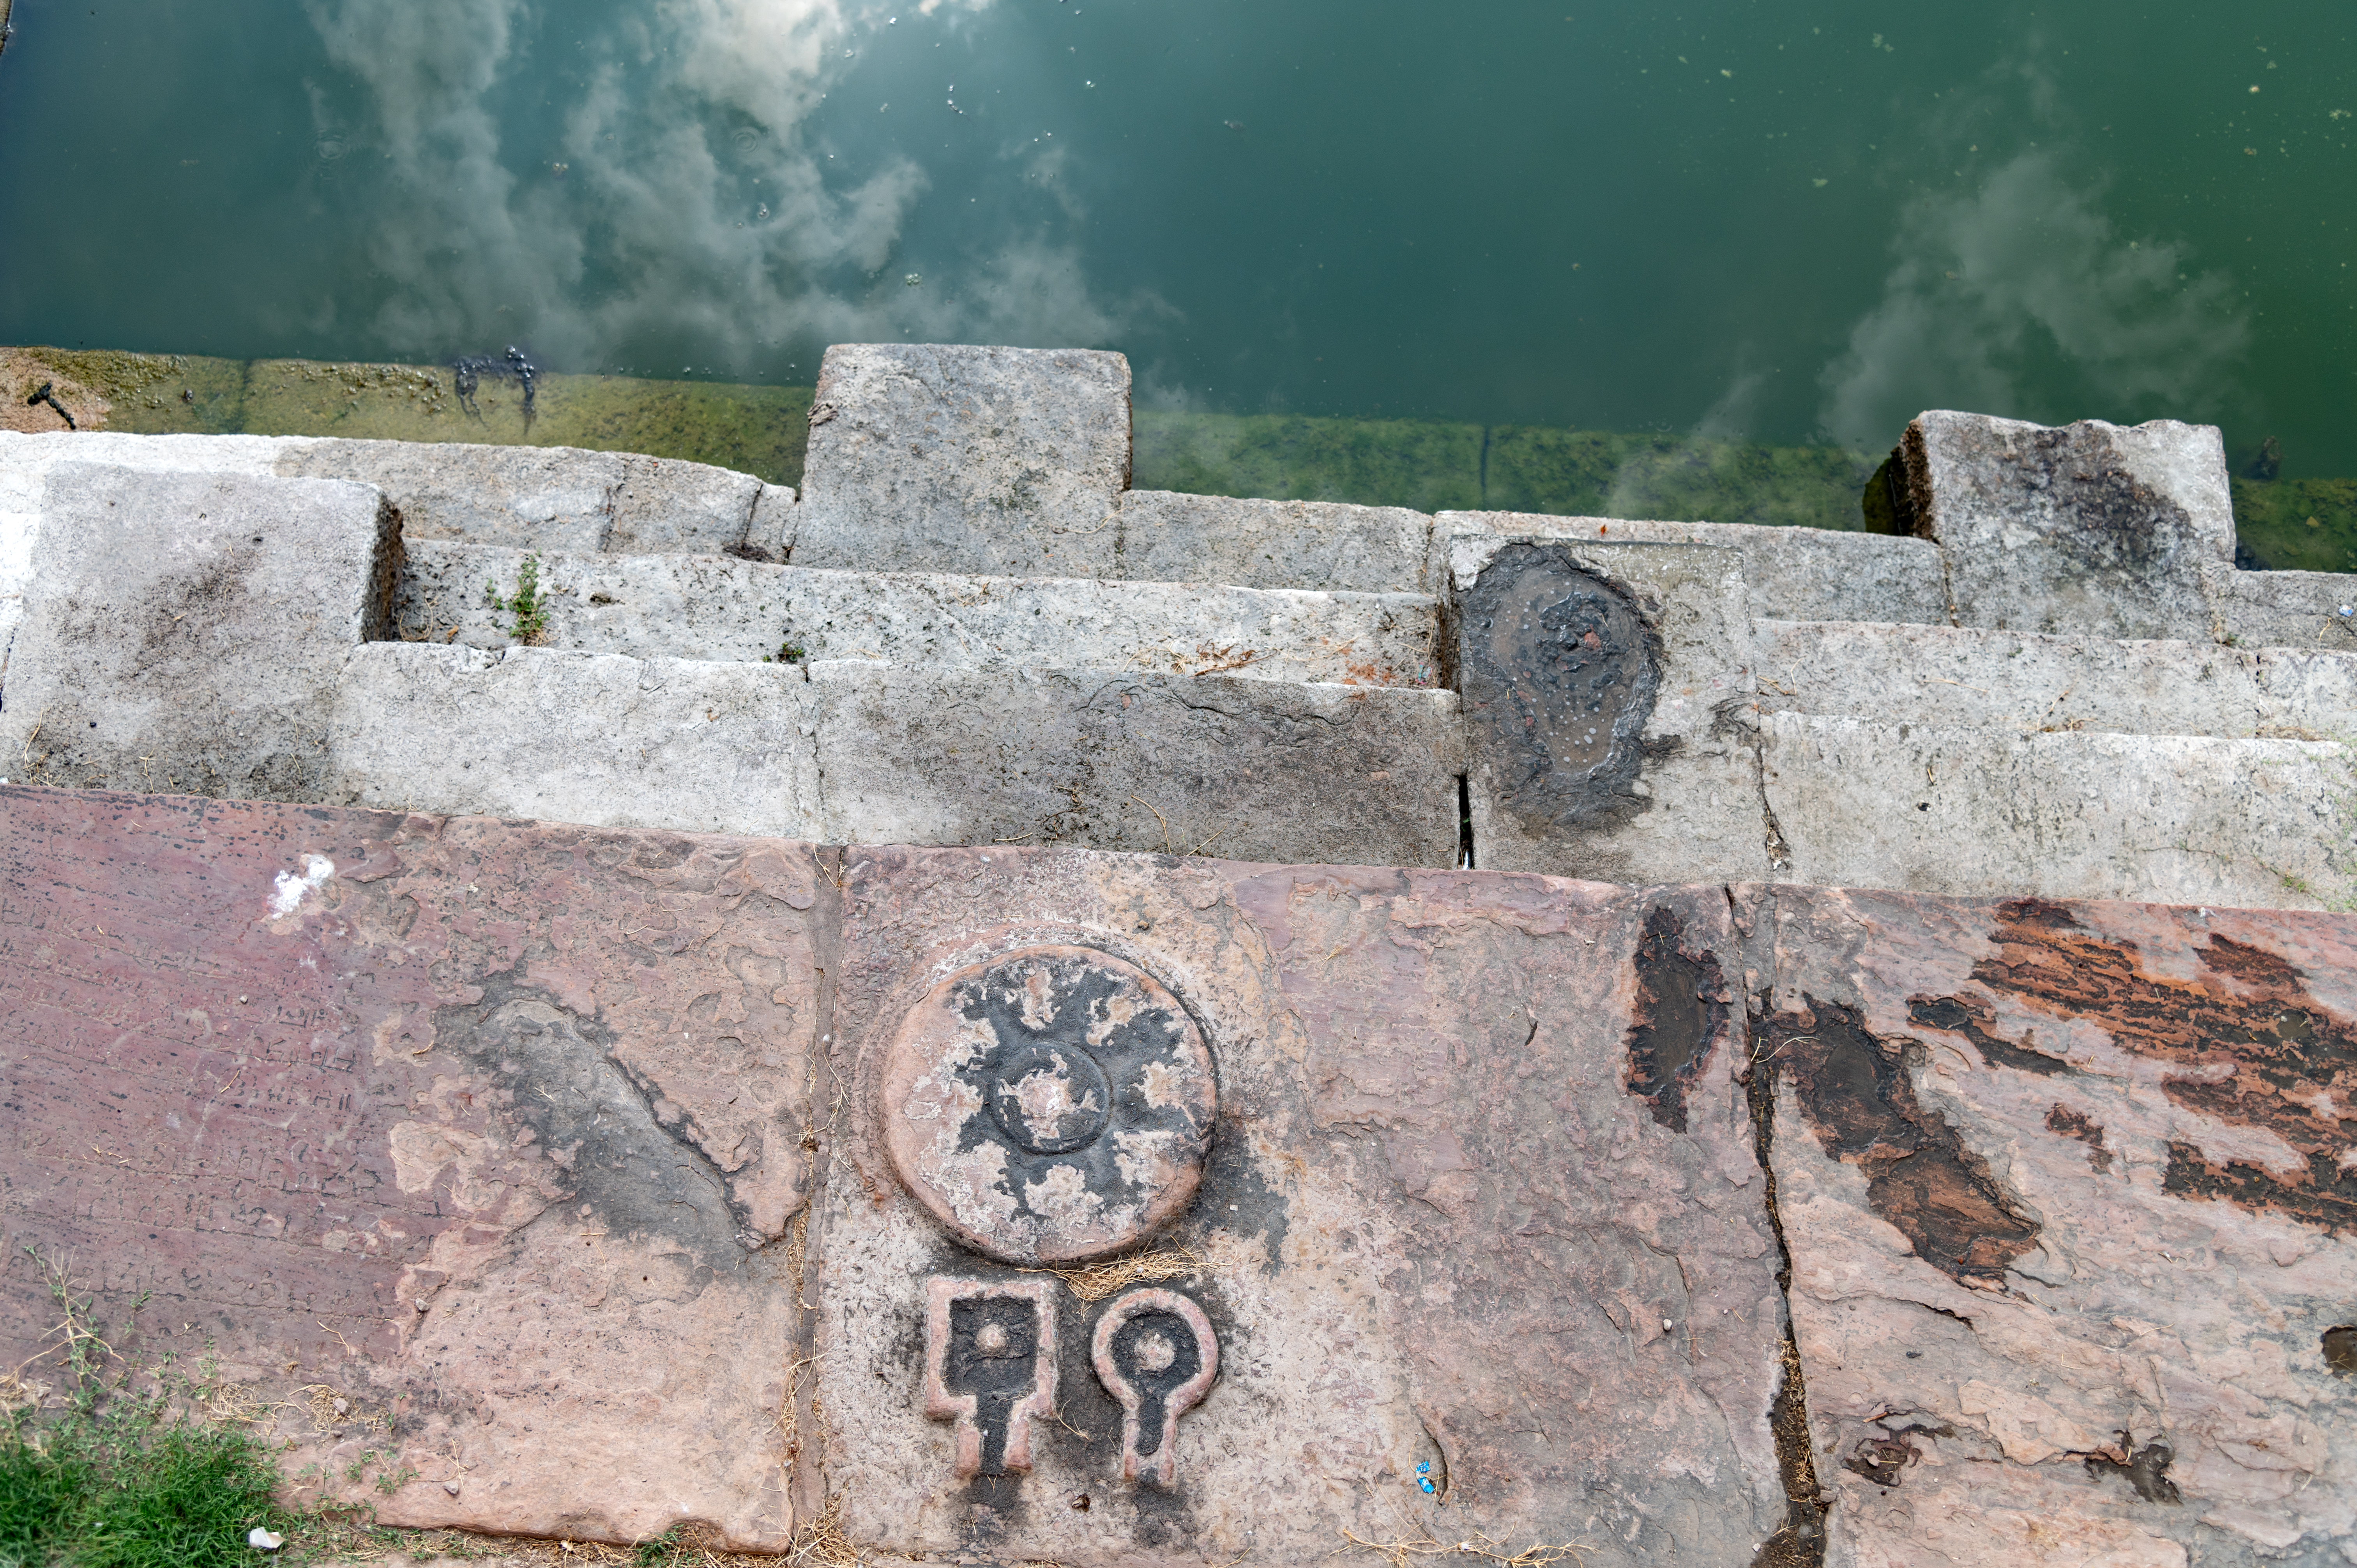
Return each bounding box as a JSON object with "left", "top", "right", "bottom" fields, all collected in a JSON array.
[
  {"left": 1025, "top": 1245, "right": 1204, "bottom": 1301},
  {"left": 1340, "top": 1526, "right": 1592, "bottom": 1568}
]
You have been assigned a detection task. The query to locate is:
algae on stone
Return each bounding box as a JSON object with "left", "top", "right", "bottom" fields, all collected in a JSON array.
[
  {"left": 1134, "top": 410, "right": 1482, "bottom": 512},
  {"left": 2229, "top": 476, "right": 2357, "bottom": 574},
  {"left": 1485, "top": 424, "right": 1880, "bottom": 531},
  {"left": 241, "top": 360, "right": 812, "bottom": 487},
  {"left": 5, "top": 347, "right": 247, "bottom": 435}
]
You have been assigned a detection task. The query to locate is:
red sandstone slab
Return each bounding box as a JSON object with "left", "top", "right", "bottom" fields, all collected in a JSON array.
[
  {"left": 0, "top": 787, "right": 821, "bottom": 1550},
  {"left": 1749, "top": 886, "right": 2357, "bottom": 1568},
  {"left": 815, "top": 847, "right": 1795, "bottom": 1568}
]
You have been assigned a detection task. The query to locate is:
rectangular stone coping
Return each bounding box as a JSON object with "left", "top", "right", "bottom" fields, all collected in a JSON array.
[
  {"left": 1758, "top": 617, "right": 2357, "bottom": 739},
  {"left": 398, "top": 540, "right": 1445, "bottom": 689}
]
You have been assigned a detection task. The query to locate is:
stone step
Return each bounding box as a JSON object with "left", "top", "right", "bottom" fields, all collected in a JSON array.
[
  {"left": 324, "top": 643, "right": 1464, "bottom": 868},
  {"left": 1761, "top": 714, "right": 2355, "bottom": 909},
  {"left": 1757, "top": 618, "right": 2357, "bottom": 740},
  {"left": 398, "top": 541, "right": 1444, "bottom": 689},
  {"left": 0, "top": 429, "right": 780, "bottom": 558}
]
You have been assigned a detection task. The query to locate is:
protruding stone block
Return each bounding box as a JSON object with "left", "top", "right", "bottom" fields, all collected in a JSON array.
[
  {"left": 1754, "top": 886, "right": 2357, "bottom": 1568},
  {"left": 792, "top": 343, "right": 1131, "bottom": 578},
  {"left": 1903, "top": 411, "right": 2234, "bottom": 641},
  {"left": 1116, "top": 489, "right": 1433, "bottom": 593},
  {"left": 1449, "top": 535, "right": 1769, "bottom": 883},
  {"left": 0, "top": 462, "right": 396, "bottom": 799},
  {"left": 0, "top": 791, "right": 818, "bottom": 1550}
]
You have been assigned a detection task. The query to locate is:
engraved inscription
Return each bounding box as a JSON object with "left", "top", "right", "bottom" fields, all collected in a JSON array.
[
  {"left": 882, "top": 945, "right": 1217, "bottom": 1264},
  {"left": 923, "top": 1277, "right": 1060, "bottom": 1479},
  {"left": 1091, "top": 1287, "right": 1219, "bottom": 1487}
]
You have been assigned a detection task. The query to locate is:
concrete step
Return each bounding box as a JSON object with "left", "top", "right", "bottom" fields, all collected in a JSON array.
[
  {"left": 398, "top": 541, "right": 1444, "bottom": 689},
  {"left": 323, "top": 643, "right": 1463, "bottom": 867}
]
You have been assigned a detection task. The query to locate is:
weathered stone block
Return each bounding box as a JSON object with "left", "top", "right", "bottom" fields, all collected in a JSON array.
[
  {"left": 401, "top": 543, "right": 1445, "bottom": 688},
  {"left": 1115, "top": 488, "right": 1433, "bottom": 593},
  {"left": 0, "top": 462, "right": 396, "bottom": 799},
  {"left": 324, "top": 643, "right": 824, "bottom": 838},
  {"left": 1903, "top": 411, "right": 2234, "bottom": 641},
  {"left": 1450, "top": 536, "right": 1769, "bottom": 883},
  {"left": 2206, "top": 566, "right": 2357, "bottom": 655},
  {"left": 807, "top": 661, "right": 1463, "bottom": 867},
  {"left": 817, "top": 850, "right": 1792, "bottom": 1566},
  {"left": 1761, "top": 714, "right": 2357, "bottom": 909},
  {"left": 1438, "top": 509, "right": 1952, "bottom": 626},
  {"left": 0, "top": 789, "right": 820, "bottom": 1549},
  {"left": 793, "top": 343, "right": 1131, "bottom": 578},
  {"left": 1757, "top": 620, "right": 2357, "bottom": 741},
  {"left": 747, "top": 481, "right": 797, "bottom": 562},
  {"left": 1751, "top": 886, "right": 2357, "bottom": 1568}
]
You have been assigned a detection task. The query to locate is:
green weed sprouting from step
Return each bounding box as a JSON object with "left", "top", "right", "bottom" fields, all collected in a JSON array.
[
  {"left": 485, "top": 554, "right": 549, "bottom": 644},
  {"left": 2, "top": 1248, "right": 287, "bottom": 1568}
]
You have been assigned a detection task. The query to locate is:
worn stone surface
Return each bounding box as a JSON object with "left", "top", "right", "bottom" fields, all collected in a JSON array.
[
  {"left": 2208, "top": 566, "right": 2357, "bottom": 655},
  {"left": 793, "top": 344, "right": 1131, "bottom": 579},
  {"left": 1749, "top": 886, "right": 2357, "bottom": 1567},
  {"left": 399, "top": 542, "right": 1444, "bottom": 688},
  {"left": 1904, "top": 412, "right": 2234, "bottom": 642},
  {"left": 1451, "top": 536, "right": 1769, "bottom": 884},
  {"left": 1438, "top": 510, "right": 1952, "bottom": 627},
  {"left": 809, "top": 662, "right": 1463, "bottom": 868},
  {"left": 0, "top": 789, "right": 819, "bottom": 1549},
  {"left": 1115, "top": 489, "right": 1434, "bottom": 593},
  {"left": 1762, "top": 714, "right": 2356, "bottom": 911},
  {"left": 747, "top": 482, "right": 797, "bottom": 562},
  {"left": 1758, "top": 619, "right": 2357, "bottom": 740},
  {"left": 816, "top": 850, "right": 1790, "bottom": 1566},
  {"left": 0, "top": 462, "right": 397, "bottom": 799},
  {"left": 324, "top": 643, "right": 823, "bottom": 838}
]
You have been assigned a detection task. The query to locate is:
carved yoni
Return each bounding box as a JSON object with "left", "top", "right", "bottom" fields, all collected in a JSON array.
[
  {"left": 1092, "top": 1288, "right": 1219, "bottom": 1486},
  {"left": 881, "top": 945, "right": 1217, "bottom": 1264},
  {"left": 922, "top": 1277, "right": 1059, "bottom": 1478}
]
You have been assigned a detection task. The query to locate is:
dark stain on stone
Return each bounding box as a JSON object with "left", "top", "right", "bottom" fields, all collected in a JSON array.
[
  {"left": 1189, "top": 1116, "right": 1288, "bottom": 1270},
  {"left": 947, "top": 952, "right": 1211, "bottom": 1232},
  {"left": 1456, "top": 542, "right": 1664, "bottom": 835},
  {"left": 1841, "top": 1430, "right": 1926, "bottom": 1489},
  {"left": 2161, "top": 1143, "right": 2357, "bottom": 1233},
  {"left": 1907, "top": 419, "right": 2202, "bottom": 580},
  {"left": 1969, "top": 902, "right": 2357, "bottom": 1234},
  {"left": 1766, "top": 998, "right": 2042, "bottom": 1285},
  {"left": 2085, "top": 1438, "right": 2182, "bottom": 1504},
  {"left": 2045, "top": 1104, "right": 2114, "bottom": 1174},
  {"left": 1743, "top": 986, "right": 1826, "bottom": 1568},
  {"left": 2323, "top": 1326, "right": 2357, "bottom": 1376},
  {"left": 432, "top": 971, "right": 751, "bottom": 1271},
  {"left": 1624, "top": 906, "right": 1729, "bottom": 1134},
  {"left": 1907, "top": 994, "right": 2073, "bottom": 1076}
]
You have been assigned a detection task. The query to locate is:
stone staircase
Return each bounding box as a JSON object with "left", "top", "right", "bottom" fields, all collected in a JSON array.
[{"left": 3, "top": 344, "right": 2352, "bottom": 908}]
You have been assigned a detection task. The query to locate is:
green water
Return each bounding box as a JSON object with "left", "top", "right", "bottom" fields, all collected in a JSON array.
[{"left": 2, "top": 0, "right": 2353, "bottom": 555}]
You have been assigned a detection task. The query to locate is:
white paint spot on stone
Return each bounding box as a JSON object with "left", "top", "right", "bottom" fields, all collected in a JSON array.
[{"left": 269, "top": 854, "right": 336, "bottom": 916}]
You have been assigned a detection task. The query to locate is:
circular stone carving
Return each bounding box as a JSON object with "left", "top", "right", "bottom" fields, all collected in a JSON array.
[{"left": 881, "top": 945, "right": 1217, "bottom": 1264}]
